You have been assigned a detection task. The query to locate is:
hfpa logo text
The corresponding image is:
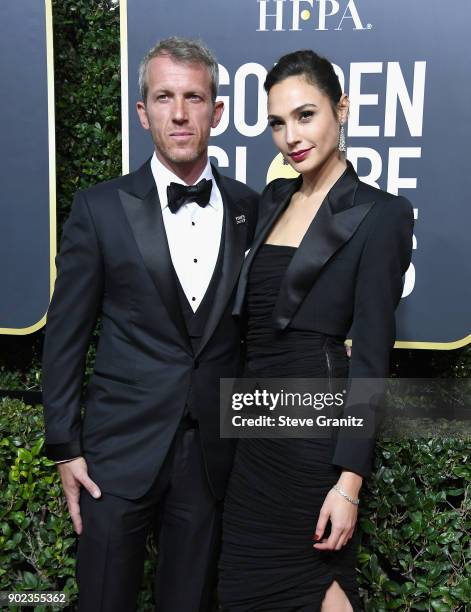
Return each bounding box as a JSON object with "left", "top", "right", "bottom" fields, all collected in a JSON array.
[{"left": 257, "top": 0, "right": 372, "bottom": 32}]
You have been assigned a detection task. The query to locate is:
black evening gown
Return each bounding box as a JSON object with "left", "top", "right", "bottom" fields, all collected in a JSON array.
[{"left": 218, "top": 245, "right": 362, "bottom": 611}]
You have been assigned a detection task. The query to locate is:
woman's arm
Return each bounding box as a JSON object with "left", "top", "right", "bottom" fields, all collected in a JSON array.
[
  {"left": 331, "top": 194, "right": 415, "bottom": 477},
  {"left": 314, "top": 194, "right": 414, "bottom": 551}
]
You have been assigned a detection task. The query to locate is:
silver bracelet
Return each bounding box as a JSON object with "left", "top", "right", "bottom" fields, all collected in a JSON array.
[{"left": 332, "top": 484, "right": 359, "bottom": 506}]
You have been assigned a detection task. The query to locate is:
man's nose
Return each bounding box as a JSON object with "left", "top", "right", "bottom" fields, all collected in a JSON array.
[{"left": 172, "top": 98, "right": 188, "bottom": 123}]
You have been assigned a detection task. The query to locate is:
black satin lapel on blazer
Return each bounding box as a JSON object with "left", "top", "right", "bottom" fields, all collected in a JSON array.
[
  {"left": 196, "top": 167, "right": 248, "bottom": 358},
  {"left": 232, "top": 176, "right": 302, "bottom": 316},
  {"left": 118, "top": 167, "right": 191, "bottom": 351},
  {"left": 273, "top": 162, "right": 375, "bottom": 329}
]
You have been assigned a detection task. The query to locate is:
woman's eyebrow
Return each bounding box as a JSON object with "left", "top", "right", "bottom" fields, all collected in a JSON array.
[{"left": 267, "top": 103, "right": 318, "bottom": 120}]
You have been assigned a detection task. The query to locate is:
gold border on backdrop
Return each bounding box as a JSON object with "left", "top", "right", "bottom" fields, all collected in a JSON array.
[
  {"left": 344, "top": 336, "right": 471, "bottom": 351},
  {"left": 0, "top": 0, "right": 56, "bottom": 336},
  {"left": 118, "top": 1, "right": 469, "bottom": 350},
  {"left": 395, "top": 337, "right": 471, "bottom": 350},
  {"left": 121, "top": 0, "right": 130, "bottom": 175}
]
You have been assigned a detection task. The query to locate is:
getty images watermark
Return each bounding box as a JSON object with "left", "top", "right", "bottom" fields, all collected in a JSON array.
[
  {"left": 220, "top": 378, "right": 471, "bottom": 439},
  {"left": 231, "top": 386, "right": 364, "bottom": 428}
]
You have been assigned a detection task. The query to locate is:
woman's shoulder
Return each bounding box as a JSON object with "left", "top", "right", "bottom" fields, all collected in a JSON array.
[
  {"left": 356, "top": 179, "right": 414, "bottom": 222},
  {"left": 262, "top": 175, "right": 301, "bottom": 196},
  {"left": 254, "top": 176, "right": 299, "bottom": 222}
]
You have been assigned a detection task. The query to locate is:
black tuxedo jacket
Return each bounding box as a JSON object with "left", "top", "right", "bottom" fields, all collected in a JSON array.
[
  {"left": 233, "top": 161, "right": 414, "bottom": 478},
  {"left": 42, "top": 159, "right": 258, "bottom": 499}
]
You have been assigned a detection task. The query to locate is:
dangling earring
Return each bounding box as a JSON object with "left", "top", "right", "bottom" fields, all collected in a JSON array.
[
  {"left": 338, "top": 123, "right": 346, "bottom": 153},
  {"left": 282, "top": 157, "right": 289, "bottom": 165}
]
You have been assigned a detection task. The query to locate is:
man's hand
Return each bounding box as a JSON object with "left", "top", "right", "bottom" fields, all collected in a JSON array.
[{"left": 57, "top": 457, "right": 101, "bottom": 535}]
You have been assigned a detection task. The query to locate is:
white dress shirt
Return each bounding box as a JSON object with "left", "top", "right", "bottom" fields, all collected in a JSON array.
[{"left": 151, "top": 153, "right": 223, "bottom": 312}]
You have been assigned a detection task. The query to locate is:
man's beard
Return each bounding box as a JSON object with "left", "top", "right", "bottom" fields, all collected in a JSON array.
[
  {"left": 154, "top": 128, "right": 211, "bottom": 166},
  {"left": 167, "top": 149, "right": 201, "bottom": 164}
]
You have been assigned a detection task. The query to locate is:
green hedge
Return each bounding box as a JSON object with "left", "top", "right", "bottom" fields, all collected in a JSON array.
[
  {"left": 0, "top": 1, "right": 470, "bottom": 610},
  {"left": 1, "top": 398, "right": 469, "bottom": 610},
  {"left": 53, "top": 0, "right": 122, "bottom": 226},
  {"left": 0, "top": 398, "right": 158, "bottom": 612},
  {"left": 0, "top": 399, "right": 76, "bottom": 611},
  {"left": 359, "top": 436, "right": 470, "bottom": 610}
]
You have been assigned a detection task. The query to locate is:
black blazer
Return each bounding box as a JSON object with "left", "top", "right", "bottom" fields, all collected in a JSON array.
[
  {"left": 233, "top": 161, "right": 414, "bottom": 478},
  {"left": 42, "top": 159, "right": 258, "bottom": 499}
]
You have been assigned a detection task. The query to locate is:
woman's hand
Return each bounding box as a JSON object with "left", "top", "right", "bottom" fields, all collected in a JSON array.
[{"left": 313, "top": 471, "right": 362, "bottom": 551}]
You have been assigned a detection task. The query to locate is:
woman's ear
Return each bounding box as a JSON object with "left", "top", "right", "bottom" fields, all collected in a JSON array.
[{"left": 337, "top": 94, "right": 349, "bottom": 125}]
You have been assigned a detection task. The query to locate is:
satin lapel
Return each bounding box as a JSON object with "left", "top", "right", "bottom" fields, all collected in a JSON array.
[
  {"left": 118, "top": 183, "right": 192, "bottom": 351},
  {"left": 195, "top": 170, "right": 248, "bottom": 358},
  {"left": 273, "top": 172, "right": 375, "bottom": 329},
  {"left": 233, "top": 177, "right": 301, "bottom": 316}
]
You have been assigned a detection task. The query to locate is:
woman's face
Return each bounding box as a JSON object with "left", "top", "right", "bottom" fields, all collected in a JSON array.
[{"left": 267, "top": 75, "right": 348, "bottom": 175}]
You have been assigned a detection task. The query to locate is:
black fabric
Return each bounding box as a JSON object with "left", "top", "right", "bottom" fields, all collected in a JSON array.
[
  {"left": 233, "top": 162, "right": 414, "bottom": 477},
  {"left": 244, "top": 244, "right": 346, "bottom": 377},
  {"left": 42, "top": 159, "right": 259, "bottom": 500},
  {"left": 167, "top": 178, "right": 212, "bottom": 213},
  {"left": 76, "top": 428, "right": 221, "bottom": 612},
  {"left": 45, "top": 439, "right": 82, "bottom": 462},
  {"left": 219, "top": 245, "right": 362, "bottom": 611},
  {"left": 42, "top": 158, "right": 258, "bottom": 610}
]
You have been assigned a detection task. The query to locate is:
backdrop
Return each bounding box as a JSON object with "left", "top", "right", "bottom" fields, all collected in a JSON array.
[
  {"left": 121, "top": 0, "right": 470, "bottom": 350},
  {"left": 0, "top": 0, "right": 55, "bottom": 335}
]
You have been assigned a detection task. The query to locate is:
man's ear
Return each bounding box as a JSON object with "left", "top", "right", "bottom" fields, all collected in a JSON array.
[
  {"left": 211, "top": 100, "right": 225, "bottom": 129},
  {"left": 136, "top": 101, "right": 150, "bottom": 130}
]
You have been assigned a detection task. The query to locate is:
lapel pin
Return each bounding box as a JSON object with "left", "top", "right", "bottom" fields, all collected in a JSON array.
[{"left": 235, "top": 214, "right": 246, "bottom": 224}]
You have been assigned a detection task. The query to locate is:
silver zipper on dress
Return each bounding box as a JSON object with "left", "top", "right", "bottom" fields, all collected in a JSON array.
[{"left": 323, "top": 339, "right": 333, "bottom": 395}]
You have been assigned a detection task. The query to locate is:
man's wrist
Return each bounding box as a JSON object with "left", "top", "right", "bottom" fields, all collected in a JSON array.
[{"left": 55, "top": 457, "right": 80, "bottom": 464}]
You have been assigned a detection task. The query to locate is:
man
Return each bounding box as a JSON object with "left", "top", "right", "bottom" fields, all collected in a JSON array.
[{"left": 42, "top": 37, "right": 258, "bottom": 612}]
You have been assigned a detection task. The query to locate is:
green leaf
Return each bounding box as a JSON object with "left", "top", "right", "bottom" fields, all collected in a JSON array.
[
  {"left": 360, "top": 519, "right": 376, "bottom": 534},
  {"left": 446, "top": 487, "right": 464, "bottom": 496},
  {"left": 21, "top": 571, "right": 38, "bottom": 589},
  {"left": 17, "top": 448, "right": 32, "bottom": 463},
  {"left": 452, "top": 466, "right": 469, "bottom": 478},
  {"left": 10, "top": 511, "right": 25, "bottom": 527},
  {"left": 430, "top": 600, "right": 451, "bottom": 612}
]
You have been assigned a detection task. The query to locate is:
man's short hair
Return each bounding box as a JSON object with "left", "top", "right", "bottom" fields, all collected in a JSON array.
[{"left": 138, "top": 36, "right": 219, "bottom": 103}]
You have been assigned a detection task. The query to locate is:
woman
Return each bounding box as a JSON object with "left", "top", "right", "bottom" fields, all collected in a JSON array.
[{"left": 218, "top": 50, "right": 414, "bottom": 611}]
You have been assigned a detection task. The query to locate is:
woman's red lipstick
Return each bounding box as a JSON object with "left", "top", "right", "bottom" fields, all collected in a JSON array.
[{"left": 288, "top": 147, "right": 312, "bottom": 163}]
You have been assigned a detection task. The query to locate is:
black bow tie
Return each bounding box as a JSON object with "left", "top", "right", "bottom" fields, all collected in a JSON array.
[{"left": 167, "top": 179, "right": 213, "bottom": 214}]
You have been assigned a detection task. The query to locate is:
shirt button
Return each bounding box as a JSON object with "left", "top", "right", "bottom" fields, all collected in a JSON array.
[
  {"left": 192, "top": 297, "right": 196, "bottom": 302},
  {"left": 191, "top": 221, "right": 196, "bottom": 226},
  {"left": 193, "top": 258, "right": 198, "bottom": 263}
]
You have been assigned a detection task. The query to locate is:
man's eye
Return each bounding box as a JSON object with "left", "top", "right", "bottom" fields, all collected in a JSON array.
[{"left": 156, "top": 94, "right": 168, "bottom": 101}]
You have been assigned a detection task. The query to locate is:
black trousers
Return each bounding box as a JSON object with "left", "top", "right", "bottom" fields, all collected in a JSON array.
[{"left": 76, "top": 426, "right": 221, "bottom": 612}]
